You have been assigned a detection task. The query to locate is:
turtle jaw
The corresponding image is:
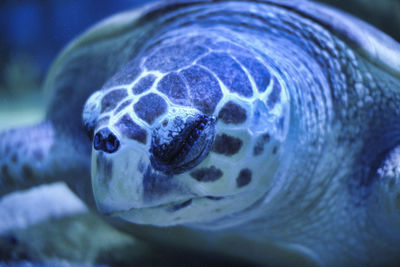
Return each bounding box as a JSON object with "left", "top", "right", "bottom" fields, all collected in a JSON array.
[
  {"left": 91, "top": 144, "right": 197, "bottom": 214},
  {"left": 106, "top": 194, "right": 251, "bottom": 227},
  {"left": 103, "top": 175, "right": 275, "bottom": 228}
]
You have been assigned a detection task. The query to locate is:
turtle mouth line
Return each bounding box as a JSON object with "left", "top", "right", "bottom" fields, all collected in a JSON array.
[{"left": 108, "top": 195, "right": 225, "bottom": 216}]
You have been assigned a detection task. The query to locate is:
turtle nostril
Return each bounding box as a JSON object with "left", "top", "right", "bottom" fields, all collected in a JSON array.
[
  {"left": 93, "top": 128, "right": 120, "bottom": 153},
  {"left": 94, "top": 132, "right": 103, "bottom": 150},
  {"left": 105, "top": 133, "right": 119, "bottom": 153}
]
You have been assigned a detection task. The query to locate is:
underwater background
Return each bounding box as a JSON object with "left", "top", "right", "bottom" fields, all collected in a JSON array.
[
  {"left": 0, "top": 0, "right": 399, "bottom": 266},
  {"left": 0, "top": 0, "right": 148, "bottom": 130}
]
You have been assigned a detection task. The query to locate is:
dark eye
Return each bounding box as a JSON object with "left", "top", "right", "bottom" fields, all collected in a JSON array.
[
  {"left": 93, "top": 128, "right": 120, "bottom": 153},
  {"left": 150, "top": 113, "right": 215, "bottom": 174}
]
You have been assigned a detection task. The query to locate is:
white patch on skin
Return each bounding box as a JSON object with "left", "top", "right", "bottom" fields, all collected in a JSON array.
[{"left": 82, "top": 90, "right": 104, "bottom": 134}]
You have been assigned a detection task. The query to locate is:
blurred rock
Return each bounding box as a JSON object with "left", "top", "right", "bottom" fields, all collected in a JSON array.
[{"left": 0, "top": 183, "right": 87, "bottom": 234}]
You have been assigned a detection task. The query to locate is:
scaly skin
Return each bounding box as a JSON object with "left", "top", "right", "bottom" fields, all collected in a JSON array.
[{"left": 0, "top": 1, "right": 399, "bottom": 265}]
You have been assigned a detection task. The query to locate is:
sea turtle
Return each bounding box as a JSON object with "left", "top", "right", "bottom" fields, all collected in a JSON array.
[{"left": 1, "top": 0, "right": 400, "bottom": 265}]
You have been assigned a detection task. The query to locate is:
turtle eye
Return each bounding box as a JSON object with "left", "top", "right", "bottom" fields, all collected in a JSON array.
[{"left": 93, "top": 128, "right": 120, "bottom": 153}]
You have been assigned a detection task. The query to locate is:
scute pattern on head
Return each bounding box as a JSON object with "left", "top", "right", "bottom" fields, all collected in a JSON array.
[
  {"left": 132, "top": 74, "right": 156, "bottom": 95},
  {"left": 114, "top": 99, "right": 133, "bottom": 115},
  {"left": 114, "top": 114, "right": 147, "bottom": 144},
  {"left": 253, "top": 133, "right": 270, "bottom": 156},
  {"left": 157, "top": 72, "right": 189, "bottom": 105},
  {"left": 133, "top": 93, "right": 168, "bottom": 124},
  {"left": 144, "top": 43, "right": 208, "bottom": 72},
  {"left": 101, "top": 89, "right": 128, "bottom": 112},
  {"left": 190, "top": 166, "right": 223, "bottom": 182},
  {"left": 217, "top": 101, "right": 247, "bottom": 124},
  {"left": 198, "top": 52, "right": 253, "bottom": 97},
  {"left": 236, "top": 168, "right": 252, "bottom": 188},
  {"left": 180, "top": 65, "right": 223, "bottom": 114},
  {"left": 212, "top": 134, "right": 243, "bottom": 156},
  {"left": 267, "top": 78, "right": 282, "bottom": 108},
  {"left": 235, "top": 55, "right": 271, "bottom": 93},
  {"left": 85, "top": 20, "right": 291, "bottom": 231}
]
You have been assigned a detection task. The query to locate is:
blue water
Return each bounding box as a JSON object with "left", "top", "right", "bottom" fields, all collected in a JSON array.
[
  {"left": 0, "top": 1, "right": 153, "bottom": 130},
  {"left": 0, "top": 1, "right": 148, "bottom": 76}
]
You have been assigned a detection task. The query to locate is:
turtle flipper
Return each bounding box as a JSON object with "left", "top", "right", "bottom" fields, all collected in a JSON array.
[
  {"left": 0, "top": 122, "right": 56, "bottom": 196},
  {"left": 0, "top": 122, "right": 92, "bottom": 203},
  {"left": 368, "top": 146, "right": 400, "bottom": 242}
]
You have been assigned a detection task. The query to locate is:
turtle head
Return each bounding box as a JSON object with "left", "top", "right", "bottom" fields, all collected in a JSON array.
[{"left": 82, "top": 34, "right": 290, "bottom": 227}]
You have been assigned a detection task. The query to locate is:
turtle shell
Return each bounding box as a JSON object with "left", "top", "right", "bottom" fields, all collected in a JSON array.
[{"left": 269, "top": 0, "right": 400, "bottom": 76}]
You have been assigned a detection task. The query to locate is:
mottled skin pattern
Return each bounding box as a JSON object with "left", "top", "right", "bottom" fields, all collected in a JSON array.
[{"left": 1, "top": 0, "right": 400, "bottom": 266}]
